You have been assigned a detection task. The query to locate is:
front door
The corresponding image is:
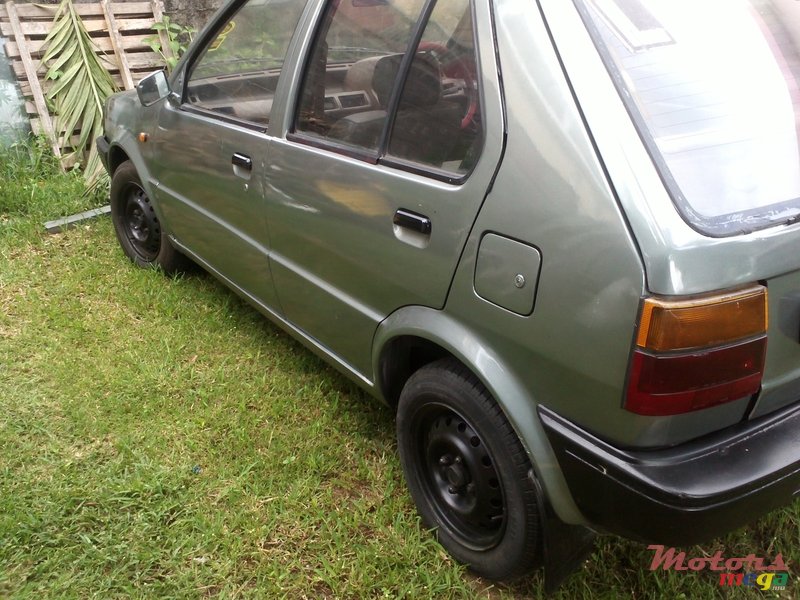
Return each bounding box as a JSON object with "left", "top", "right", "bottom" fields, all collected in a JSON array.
[
  {"left": 151, "top": 0, "right": 307, "bottom": 308},
  {"left": 266, "top": 0, "right": 504, "bottom": 376}
]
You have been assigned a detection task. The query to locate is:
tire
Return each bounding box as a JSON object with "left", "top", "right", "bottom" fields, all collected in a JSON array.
[
  {"left": 397, "top": 358, "right": 541, "bottom": 581},
  {"left": 110, "top": 160, "right": 190, "bottom": 275}
]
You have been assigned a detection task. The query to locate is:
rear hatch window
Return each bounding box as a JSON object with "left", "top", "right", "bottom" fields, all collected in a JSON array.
[{"left": 575, "top": 0, "right": 800, "bottom": 236}]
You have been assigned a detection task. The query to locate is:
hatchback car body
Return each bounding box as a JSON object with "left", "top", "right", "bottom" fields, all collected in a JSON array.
[{"left": 99, "top": 0, "right": 800, "bottom": 585}]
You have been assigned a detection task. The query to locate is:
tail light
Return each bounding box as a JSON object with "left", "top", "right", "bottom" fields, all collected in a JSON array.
[{"left": 626, "top": 285, "right": 768, "bottom": 416}]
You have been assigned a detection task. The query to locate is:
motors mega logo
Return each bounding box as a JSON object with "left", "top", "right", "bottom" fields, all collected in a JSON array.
[{"left": 648, "top": 545, "right": 791, "bottom": 591}]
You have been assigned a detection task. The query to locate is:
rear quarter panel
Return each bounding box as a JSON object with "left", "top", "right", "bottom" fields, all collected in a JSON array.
[{"left": 445, "top": 0, "right": 758, "bottom": 454}]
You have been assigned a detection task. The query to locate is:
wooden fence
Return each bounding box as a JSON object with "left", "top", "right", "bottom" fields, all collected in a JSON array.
[{"left": 0, "top": 1, "right": 173, "bottom": 161}]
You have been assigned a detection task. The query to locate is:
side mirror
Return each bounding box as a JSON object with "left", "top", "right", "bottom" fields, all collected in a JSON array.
[{"left": 137, "top": 70, "right": 171, "bottom": 107}]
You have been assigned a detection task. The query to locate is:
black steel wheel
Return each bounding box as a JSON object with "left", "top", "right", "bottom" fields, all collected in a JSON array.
[
  {"left": 110, "top": 160, "right": 191, "bottom": 274},
  {"left": 397, "top": 358, "right": 541, "bottom": 580},
  {"left": 121, "top": 182, "right": 160, "bottom": 261},
  {"left": 414, "top": 404, "right": 507, "bottom": 550}
]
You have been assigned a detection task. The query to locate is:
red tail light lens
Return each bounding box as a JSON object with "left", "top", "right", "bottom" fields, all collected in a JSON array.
[
  {"left": 625, "top": 286, "right": 768, "bottom": 416},
  {"left": 626, "top": 339, "right": 766, "bottom": 416}
]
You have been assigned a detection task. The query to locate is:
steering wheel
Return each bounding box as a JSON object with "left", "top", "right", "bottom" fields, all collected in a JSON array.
[{"left": 418, "top": 41, "right": 478, "bottom": 130}]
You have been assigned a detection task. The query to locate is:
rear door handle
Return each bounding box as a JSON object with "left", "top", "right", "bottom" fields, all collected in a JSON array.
[
  {"left": 232, "top": 153, "right": 252, "bottom": 170},
  {"left": 393, "top": 208, "right": 432, "bottom": 235},
  {"left": 232, "top": 152, "right": 253, "bottom": 180}
]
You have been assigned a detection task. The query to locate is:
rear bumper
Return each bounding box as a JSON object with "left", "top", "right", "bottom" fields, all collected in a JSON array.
[{"left": 539, "top": 402, "right": 800, "bottom": 546}]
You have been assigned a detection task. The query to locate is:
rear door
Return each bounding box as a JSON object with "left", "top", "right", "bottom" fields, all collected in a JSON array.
[
  {"left": 265, "top": 0, "right": 504, "bottom": 377},
  {"left": 151, "top": 0, "right": 307, "bottom": 308}
]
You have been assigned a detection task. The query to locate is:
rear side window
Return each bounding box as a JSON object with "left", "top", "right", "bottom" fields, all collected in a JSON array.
[
  {"left": 186, "top": 0, "right": 307, "bottom": 126},
  {"left": 386, "top": 0, "right": 482, "bottom": 176},
  {"left": 294, "top": 0, "right": 483, "bottom": 180},
  {"left": 576, "top": 0, "right": 800, "bottom": 236},
  {"left": 295, "top": 0, "right": 428, "bottom": 149}
]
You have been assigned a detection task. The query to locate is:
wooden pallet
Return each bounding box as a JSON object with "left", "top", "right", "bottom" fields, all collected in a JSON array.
[{"left": 0, "top": 1, "right": 173, "bottom": 161}]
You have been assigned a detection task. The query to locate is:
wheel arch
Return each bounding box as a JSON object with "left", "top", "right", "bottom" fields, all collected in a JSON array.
[
  {"left": 106, "top": 136, "right": 173, "bottom": 236},
  {"left": 107, "top": 144, "right": 131, "bottom": 177},
  {"left": 377, "top": 335, "right": 454, "bottom": 408},
  {"left": 105, "top": 132, "right": 155, "bottom": 191},
  {"left": 373, "top": 305, "right": 585, "bottom": 525}
]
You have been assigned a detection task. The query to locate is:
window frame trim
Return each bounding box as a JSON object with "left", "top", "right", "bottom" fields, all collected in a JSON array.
[
  {"left": 286, "top": 130, "right": 380, "bottom": 163},
  {"left": 179, "top": 103, "right": 268, "bottom": 133},
  {"left": 379, "top": 156, "right": 467, "bottom": 185}
]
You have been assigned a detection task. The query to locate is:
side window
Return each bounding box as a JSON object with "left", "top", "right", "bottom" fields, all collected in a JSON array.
[
  {"left": 295, "top": 0, "right": 427, "bottom": 151},
  {"left": 186, "top": 0, "right": 307, "bottom": 126},
  {"left": 387, "top": 0, "right": 481, "bottom": 176},
  {"left": 294, "top": 0, "right": 482, "bottom": 178}
]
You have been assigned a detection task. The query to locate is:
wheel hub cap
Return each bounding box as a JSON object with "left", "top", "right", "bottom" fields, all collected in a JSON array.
[{"left": 444, "top": 459, "right": 469, "bottom": 490}]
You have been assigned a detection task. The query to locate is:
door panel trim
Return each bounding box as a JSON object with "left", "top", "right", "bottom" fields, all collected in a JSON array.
[
  {"left": 170, "top": 236, "right": 376, "bottom": 390},
  {"left": 270, "top": 252, "right": 385, "bottom": 324},
  {"left": 156, "top": 182, "right": 271, "bottom": 258}
]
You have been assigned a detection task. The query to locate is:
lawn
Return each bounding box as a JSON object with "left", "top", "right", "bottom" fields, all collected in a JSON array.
[{"left": 0, "top": 143, "right": 798, "bottom": 598}]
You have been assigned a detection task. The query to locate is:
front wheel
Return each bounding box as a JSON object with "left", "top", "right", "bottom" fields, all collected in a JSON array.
[
  {"left": 396, "top": 358, "right": 541, "bottom": 581},
  {"left": 110, "top": 160, "right": 190, "bottom": 274}
]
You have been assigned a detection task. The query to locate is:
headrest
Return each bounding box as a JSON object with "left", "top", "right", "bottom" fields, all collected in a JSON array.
[
  {"left": 344, "top": 55, "right": 383, "bottom": 97},
  {"left": 371, "top": 52, "right": 442, "bottom": 108}
]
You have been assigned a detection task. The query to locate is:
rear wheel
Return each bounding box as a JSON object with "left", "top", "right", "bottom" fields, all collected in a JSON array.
[
  {"left": 110, "top": 160, "right": 190, "bottom": 274},
  {"left": 397, "top": 358, "right": 541, "bottom": 580}
]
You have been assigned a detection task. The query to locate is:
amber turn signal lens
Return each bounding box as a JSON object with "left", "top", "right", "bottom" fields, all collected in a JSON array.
[{"left": 636, "top": 285, "right": 767, "bottom": 352}]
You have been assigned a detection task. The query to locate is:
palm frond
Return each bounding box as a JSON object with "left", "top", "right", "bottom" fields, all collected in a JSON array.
[{"left": 41, "top": 0, "right": 118, "bottom": 185}]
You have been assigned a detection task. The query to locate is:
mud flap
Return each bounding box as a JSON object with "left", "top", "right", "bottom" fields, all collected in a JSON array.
[{"left": 529, "top": 469, "right": 596, "bottom": 593}]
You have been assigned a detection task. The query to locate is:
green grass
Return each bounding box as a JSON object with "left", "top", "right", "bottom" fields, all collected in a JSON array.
[{"left": 0, "top": 143, "right": 798, "bottom": 598}]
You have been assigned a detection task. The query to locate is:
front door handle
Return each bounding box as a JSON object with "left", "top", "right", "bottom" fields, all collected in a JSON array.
[{"left": 393, "top": 208, "right": 432, "bottom": 235}]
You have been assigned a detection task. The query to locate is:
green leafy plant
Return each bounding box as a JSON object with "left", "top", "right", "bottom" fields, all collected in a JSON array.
[
  {"left": 144, "top": 16, "right": 196, "bottom": 72},
  {"left": 41, "top": 0, "right": 117, "bottom": 186}
]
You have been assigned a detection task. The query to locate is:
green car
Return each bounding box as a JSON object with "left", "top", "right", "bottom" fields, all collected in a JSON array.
[{"left": 98, "top": 0, "right": 800, "bottom": 586}]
